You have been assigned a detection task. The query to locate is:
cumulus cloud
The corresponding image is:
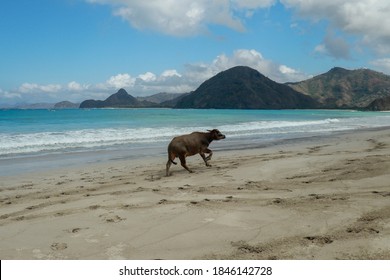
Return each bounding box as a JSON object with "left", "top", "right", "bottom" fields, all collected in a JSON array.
[
  {"left": 18, "top": 83, "right": 62, "bottom": 94},
  {"left": 134, "top": 69, "right": 192, "bottom": 95},
  {"left": 0, "top": 83, "right": 64, "bottom": 105},
  {"left": 86, "top": 0, "right": 277, "bottom": 36},
  {"left": 87, "top": 0, "right": 390, "bottom": 52},
  {"left": 85, "top": 0, "right": 390, "bottom": 61},
  {"left": 161, "top": 69, "right": 182, "bottom": 78},
  {"left": 185, "top": 49, "right": 309, "bottom": 83},
  {"left": 105, "top": 73, "right": 135, "bottom": 88},
  {"left": 2, "top": 49, "right": 310, "bottom": 104},
  {"left": 370, "top": 58, "right": 390, "bottom": 73},
  {"left": 232, "top": 0, "right": 276, "bottom": 9},
  {"left": 0, "top": 88, "right": 21, "bottom": 101},
  {"left": 67, "top": 81, "right": 86, "bottom": 91},
  {"left": 138, "top": 72, "right": 157, "bottom": 82},
  {"left": 281, "top": 0, "right": 390, "bottom": 55},
  {"left": 314, "top": 29, "right": 351, "bottom": 59}
]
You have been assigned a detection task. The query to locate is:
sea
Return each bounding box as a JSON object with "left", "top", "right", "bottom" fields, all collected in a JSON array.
[{"left": 1, "top": 108, "right": 390, "bottom": 176}]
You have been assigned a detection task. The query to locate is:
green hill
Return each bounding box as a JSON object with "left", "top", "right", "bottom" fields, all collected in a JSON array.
[
  {"left": 287, "top": 67, "right": 390, "bottom": 108},
  {"left": 175, "top": 66, "right": 319, "bottom": 109}
]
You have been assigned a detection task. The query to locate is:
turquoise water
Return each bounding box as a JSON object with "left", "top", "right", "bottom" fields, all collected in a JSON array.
[
  {"left": 1, "top": 108, "right": 390, "bottom": 175},
  {"left": 1, "top": 108, "right": 390, "bottom": 157}
]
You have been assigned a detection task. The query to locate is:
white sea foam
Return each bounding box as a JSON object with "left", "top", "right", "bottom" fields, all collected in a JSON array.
[
  {"left": 0, "top": 117, "right": 381, "bottom": 156},
  {"left": 219, "top": 118, "right": 342, "bottom": 135}
]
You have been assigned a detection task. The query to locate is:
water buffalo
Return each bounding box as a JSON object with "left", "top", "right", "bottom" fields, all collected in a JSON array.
[{"left": 166, "top": 129, "right": 226, "bottom": 176}]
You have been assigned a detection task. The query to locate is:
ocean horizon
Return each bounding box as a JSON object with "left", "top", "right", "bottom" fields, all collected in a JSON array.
[{"left": 1, "top": 108, "right": 390, "bottom": 176}]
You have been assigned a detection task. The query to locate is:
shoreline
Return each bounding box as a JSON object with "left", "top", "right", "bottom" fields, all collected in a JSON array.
[
  {"left": 1, "top": 127, "right": 389, "bottom": 259},
  {"left": 2, "top": 126, "right": 390, "bottom": 177}
]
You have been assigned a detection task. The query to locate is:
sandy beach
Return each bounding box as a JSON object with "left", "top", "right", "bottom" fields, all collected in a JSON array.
[{"left": 1, "top": 128, "right": 389, "bottom": 260}]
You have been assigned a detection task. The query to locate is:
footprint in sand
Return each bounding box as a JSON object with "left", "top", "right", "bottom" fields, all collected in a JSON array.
[
  {"left": 69, "top": 228, "right": 81, "bottom": 233},
  {"left": 372, "top": 191, "right": 390, "bottom": 197},
  {"left": 66, "top": 227, "right": 89, "bottom": 234},
  {"left": 158, "top": 199, "right": 168, "bottom": 204},
  {"left": 346, "top": 227, "right": 379, "bottom": 234},
  {"left": 304, "top": 236, "right": 333, "bottom": 245},
  {"left": 101, "top": 215, "right": 126, "bottom": 223},
  {"left": 51, "top": 242, "right": 68, "bottom": 251}
]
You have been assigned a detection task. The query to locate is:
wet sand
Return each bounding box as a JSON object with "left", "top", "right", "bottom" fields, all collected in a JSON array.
[{"left": 1, "top": 128, "right": 389, "bottom": 259}]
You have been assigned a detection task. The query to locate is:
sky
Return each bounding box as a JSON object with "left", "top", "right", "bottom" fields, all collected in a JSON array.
[{"left": 2, "top": 0, "right": 390, "bottom": 105}]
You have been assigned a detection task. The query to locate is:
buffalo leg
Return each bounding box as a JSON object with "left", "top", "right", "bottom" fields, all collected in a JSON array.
[
  {"left": 200, "top": 151, "right": 211, "bottom": 167},
  {"left": 166, "top": 160, "right": 172, "bottom": 176},
  {"left": 204, "top": 149, "right": 213, "bottom": 161},
  {"left": 179, "top": 155, "right": 193, "bottom": 173}
]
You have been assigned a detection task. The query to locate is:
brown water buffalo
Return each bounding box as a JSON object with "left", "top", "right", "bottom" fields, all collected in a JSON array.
[{"left": 166, "top": 129, "right": 226, "bottom": 176}]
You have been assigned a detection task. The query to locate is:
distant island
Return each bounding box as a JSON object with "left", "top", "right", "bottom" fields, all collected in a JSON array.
[
  {"left": 2, "top": 101, "right": 80, "bottom": 110},
  {"left": 54, "top": 101, "right": 80, "bottom": 109},
  {"left": 79, "top": 88, "right": 155, "bottom": 108}
]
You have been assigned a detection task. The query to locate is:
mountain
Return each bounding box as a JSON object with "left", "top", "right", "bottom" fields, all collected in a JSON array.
[
  {"left": 287, "top": 67, "right": 390, "bottom": 108},
  {"left": 13, "top": 103, "right": 55, "bottom": 109},
  {"left": 175, "top": 66, "right": 319, "bottom": 109},
  {"left": 54, "top": 101, "right": 79, "bottom": 109},
  {"left": 79, "top": 88, "right": 157, "bottom": 108},
  {"left": 364, "top": 96, "right": 390, "bottom": 111},
  {"left": 137, "top": 92, "right": 185, "bottom": 104},
  {"left": 160, "top": 92, "right": 192, "bottom": 107},
  {"left": 77, "top": 67, "right": 390, "bottom": 110}
]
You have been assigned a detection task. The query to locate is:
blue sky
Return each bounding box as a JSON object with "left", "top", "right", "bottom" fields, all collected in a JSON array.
[{"left": 1, "top": 0, "right": 390, "bottom": 105}]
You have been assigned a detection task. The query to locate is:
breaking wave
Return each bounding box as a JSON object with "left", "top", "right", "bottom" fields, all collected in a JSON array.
[{"left": 0, "top": 117, "right": 379, "bottom": 156}]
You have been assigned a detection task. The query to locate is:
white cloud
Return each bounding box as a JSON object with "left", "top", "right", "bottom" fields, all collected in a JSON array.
[
  {"left": 138, "top": 72, "right": 157, "bottom": 82},
  {"left": 19, "top": 83, "right": 62, "bottom": 93},
  {"left": 186, "top": 49, "right": 308, "bottom": 83},
  {"left": 370, "top": 58, "right": 390, "bottom": 74},
  {"left": 87, "top": 0, "right": 390, "bottom": 55},
  {"left": 314, "top": 29, "right": 351, "bottom": 59},
  {"left": 133, "top": 50, "right": 309, "bottom": 96},
  {"left": 105, "top": 73, "right": 135, "bottom": 88},
  {"left": 279, "top": 65, "right": 295, "bottom": 74},
  {"left": 232, "top": 0, "right": 276, "bottom": 10},
  {"left": 161, "top": 69, "right": 182, "bottom": 78},
  {"left": 281, "top": 0, "right": 390, "bottom": 55},
  {"left": 18, "top": 83, "right": 37, "bottom": 93},
  {"left": 314, "top": 44, "right": 327, "bottom": 55},
  {"left": 67, "top": 81, "right": 86, "bottom": 91},
  {"left": 3, "top": 49, "right": 310, "bottom": 104},
  {"left": 86, "top": 0, "right": 277, "bottom": 36},
  {"left": 134, "top": 69, "right": 187, "bottom": 95},
  {"left": 0, "top": 88, "right": 21, "bottom": 100}
]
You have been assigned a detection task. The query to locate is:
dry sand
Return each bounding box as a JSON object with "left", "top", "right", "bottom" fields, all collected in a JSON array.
[{"left": 1, "top": 128, "right": 390, "bottom": 260}]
